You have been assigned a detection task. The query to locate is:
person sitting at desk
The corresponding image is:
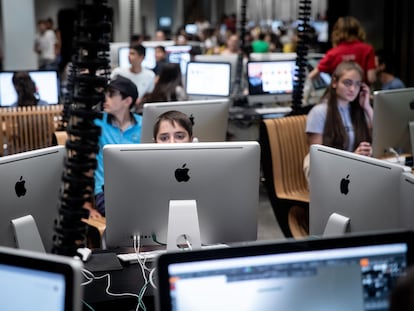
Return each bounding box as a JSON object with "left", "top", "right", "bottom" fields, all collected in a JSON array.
[
  {"left": 11, "top": 71, "right": 48, "bottom": 107},
  {"left": 92, "top": 76, "right": 142, "bottom": 218},
  {"left": 153, "top": 110, "right": 194, "bottom": 143},
  {"left": 303, "top": 60, "right": 373, "bottom": 182}
]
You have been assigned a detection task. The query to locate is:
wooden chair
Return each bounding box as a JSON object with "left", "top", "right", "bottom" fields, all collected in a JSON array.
[
  {"left": 260, "top": 114, "right": 310, "bottom": 238},
  {"left": 1, "top": 105, "right": 63, "bottom": 155}
]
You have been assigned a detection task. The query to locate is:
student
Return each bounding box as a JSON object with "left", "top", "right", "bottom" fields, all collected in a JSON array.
[
  {"left": 375, "top": 49, "right": 406, "bottom": 90},
  {"left": 11, "top": 71, "right": 48, "bottom": 107},
  {"left": 153, "top": 45, "right": 168, "bottom": 76},
  {"left": 304, "top": 60, "right": 373, "bottom": 181},
  {"left": 308, "top": 16, "right": 377, "bottom": 85},
  {"left": 153, "top": 110, "right": 193, "bottom": 143},
  {"left": 110, "top": 44, "right": 155, "bottom": 108},
  {"left": 92, "top": 76, "right": 142, "bottom": 217},
  {"left": 142, "top": 63, "right": 187, "bottom": 104}
]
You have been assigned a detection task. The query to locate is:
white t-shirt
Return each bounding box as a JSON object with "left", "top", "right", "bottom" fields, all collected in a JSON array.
[
  {"left": 110, "top": 67, "right": 155, "bottom": 99},
  {"left": 36, "top": 29, "right": 57, "bottom": 61}
]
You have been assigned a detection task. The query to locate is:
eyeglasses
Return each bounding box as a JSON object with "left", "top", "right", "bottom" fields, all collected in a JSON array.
[{"left": 341, "top": 79, "right": 362, "bottom": 88}]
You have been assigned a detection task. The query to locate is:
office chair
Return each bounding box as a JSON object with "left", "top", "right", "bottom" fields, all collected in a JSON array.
[{"left": 260, "top": 114, "right": 309, "bottom": 238}]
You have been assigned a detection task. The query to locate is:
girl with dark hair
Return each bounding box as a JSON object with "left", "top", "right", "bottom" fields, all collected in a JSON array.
[{"left": 12, "top": 71, "right": 47, "bottom": 107}]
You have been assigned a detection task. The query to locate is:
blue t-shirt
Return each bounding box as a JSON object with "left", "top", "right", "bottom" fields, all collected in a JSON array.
[
  {"left": 382, "top": 78, "right": 405, "bottom": 90},
  {"left": 94, "top": 112, "right": 142, "bottom": 195},
  {"left": 306, "top": 102, "right": 355, "bottom": 152}
]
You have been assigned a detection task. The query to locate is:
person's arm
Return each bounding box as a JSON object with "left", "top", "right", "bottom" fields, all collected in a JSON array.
[
  {"left": 308, "top": 67, "right": 320, "bottom": 80},
  {"left": 307, "top": 132, "right": 323, "bottom": 147},
  {"left": 367, "top": 68, "right": 376, "bottom": 85},
  {"left": 359, "top": 82, "right": 374, "bottom": 127}
]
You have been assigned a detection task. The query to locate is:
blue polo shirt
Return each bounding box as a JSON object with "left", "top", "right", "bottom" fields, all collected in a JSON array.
[{"left": 94, "top": 112, "right": 142, "bottom": 195}]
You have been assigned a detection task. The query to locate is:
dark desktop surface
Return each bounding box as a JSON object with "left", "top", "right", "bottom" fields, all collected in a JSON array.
[{"left": 83, "top": 249, "right": 157, "bottom": 311}]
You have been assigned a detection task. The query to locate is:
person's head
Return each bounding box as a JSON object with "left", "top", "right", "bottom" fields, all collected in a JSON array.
[
  {"left": 226, "top": 34, "right": 239, "bottom": 53},
  {"left": 155, "top": 45, "right": 166, "bottom": 62},
  {"left": 12, "top": 71, "right": 39, "bottom": 107},
  {"left": 389, "top": 266, "right": 414, "bottom": 311},
  {"left": 331, "top": 16, "right": 366, "bottom": 46},
  {"left": 153, "top": 110, "right": 193, "bottom": 143},
  {"left": 129, "top": 34, "right": 143, "bottom": 46},
  {"left": 323, "top": 60, "right": 371, "bottom": 150},
  {"left": 375, "top": 49, "right": 397, "bottom": 75},
  {"left": 128, "top": 44, "right": 146, "bottom": 65},
  {"left": 157, "top": 63, "right": 182, "bottom": 85},
  {"left": 329, "top": 60, "right": 364, "bottom": 104},
  {"left": 155, "top": 30, "right": 166, "bottom": 41},
  {"left": 104, "top": 76, "right": 138, "bottom": 113}
]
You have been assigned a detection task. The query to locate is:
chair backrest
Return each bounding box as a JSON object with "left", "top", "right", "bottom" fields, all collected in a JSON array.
[
  {"left": 262, "top": 114, "right": 309, "bottom": 202},
  {"left": 1, "top": 105, "right": 63, "bottom": 155}
]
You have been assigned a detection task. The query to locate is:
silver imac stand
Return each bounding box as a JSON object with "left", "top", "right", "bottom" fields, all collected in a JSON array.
[
  {"left": 323, "top": 213, "right": 350, "bottom": 237},
  {"left": 11, "top": 215, "right": 46, "bottom": 253},
  {"left": 167, "top": 200, "right": 202, "bottom": 251}
]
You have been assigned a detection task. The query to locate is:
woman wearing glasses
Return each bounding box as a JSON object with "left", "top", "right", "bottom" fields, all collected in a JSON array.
[{"left": 304, "top": 61, "right": 373, "bottom": 181}]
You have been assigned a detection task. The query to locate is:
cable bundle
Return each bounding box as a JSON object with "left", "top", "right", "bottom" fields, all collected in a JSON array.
[
  {"left": 53, "top": 0, "right": 112, "bottom": 256},
  {"left": 292, "top": 0, "right": 312, "bottom": 112}
]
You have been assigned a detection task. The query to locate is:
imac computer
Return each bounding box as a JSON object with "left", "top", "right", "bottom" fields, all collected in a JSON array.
[
  {"left": 309, "top": 144, "right": 411, "bottom": 236},
  {"left": 140, "top": 99, "right": 230, "bottom": 143},
  {"left": 193, "top": 54, "right": 245, "bottom": 92},
  {"left": 399, "top": 172, "right": 414, "bottom": 231},
  {"left": 0, "top": 245, "right": 83, "bottom": 311},
  {"left": 165, "top": 45, "right": 192, "bottom": 75},
  {"left": 185, "top": 61, "right": 232, "bottom": 99},
  {"left": 0, "top": 70, "right": 60, "bottom": 107},
  {"left": 156, "top": 230, "right": 414, "bottom": 311},
  {"left": 103, "top": 141, "right": 260, "bottom": 249},
  {"left": 248, "top": 52, "right": 297, "bottom": 61},
  {"left": 246, "top": 60, "right": 297, "bottom": 105},
  {"left": 372, "top": 87, "right": 414, "bottom": 158},
  {"left": 0, "top": 146, "right": 66, "bottom": 252}
]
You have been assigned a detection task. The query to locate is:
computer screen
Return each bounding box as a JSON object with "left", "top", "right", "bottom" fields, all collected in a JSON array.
[
  {"left": 372, "top": 87, "right": 414, "bottom": 158},
  {"left": 309, "top": 144, "right": 411, "bottom": 236},
  {"left": 248, "top": 52, "right": 297, "bottom": 62},
  {"left": 156, "top": 230, "right": 414, "bottom": 311},
  {"left": 246, "top": 60, "right": 297, "bottom": 105},
  {"left": 0, "top": 146, "right": 66, "bottom": 252},
  {"left": 0, "top": 70, "right": 60, "bottom": 106},
  {"left": 165, "top": 45, "right": 192, "bottom": 75},
  {"left": 185, "top": 62, "right": 231, "bottom": 98},
  {"left": 140, "top": 99, "right": 230, "bottom": 143},
  {"left": 0, "top": 245, "right": 83, "bottom": 311},
  {"left": 104, "top": 141, "right": 260, "bottom": 248}
]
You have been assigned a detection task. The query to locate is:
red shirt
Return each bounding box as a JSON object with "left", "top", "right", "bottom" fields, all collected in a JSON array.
[{"left": 318, "top": 40, "right": 376, "bottom": 81}]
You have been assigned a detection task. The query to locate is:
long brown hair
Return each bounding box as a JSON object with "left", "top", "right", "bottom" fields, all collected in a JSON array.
[
  {"left": 322, "top": 61, "right": 371, "bottom": 150},
  {"left": 331, "top": 16, "right": 367, "bottom": 47}
]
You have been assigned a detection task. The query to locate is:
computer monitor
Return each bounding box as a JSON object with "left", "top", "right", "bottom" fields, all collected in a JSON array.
[
  {"left": 104, "top": 141, "right": 260, "bottom": 248},
  {"left": 194, "top": 54, "right": 243, "bottom": 92},
  {"left": 0, "top": 245, "right": 83, "bottom": 311},
  {"left": 0, "top": 70, "right": 60, "bottom": 106},
  {"left": 399, "top": 172, "right": 414, "bottom": 231},
  {"left": 165, "top": 45, "right": 192, "bottom": 75},
  {"left": 248, "top": 52, "right": 297, "bottom": 61},
  {"left": 309, "top": 144, "right": 411, "bottom": 236},
  {"left": 140, "top": 99, "right": 230, "bottom": 143},
  {"left": 185, "top": 62, "right": 232, "bottom": 99},
  {"left": 156, "top": 230, "right": 414, "bottom": 311},
  {"left": 246, "top": 60, "right": 297, "bottom": 105},
  {"left": 0, "top": 146, "right": 66, "bottom": 252},
  {"left": 372, "top": 87, "right": 414, "bottom": 158}
]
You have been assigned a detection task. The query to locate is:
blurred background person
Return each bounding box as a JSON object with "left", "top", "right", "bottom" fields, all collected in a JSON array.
[
  {"left": 142, "top": 63, "right": 187, "bottom": 105},
  {"left": 11, "top": 71, "right": 48, "bottom": 107},
  {"left": 375, "top": 49, "right": 406, "bottom": 90}
]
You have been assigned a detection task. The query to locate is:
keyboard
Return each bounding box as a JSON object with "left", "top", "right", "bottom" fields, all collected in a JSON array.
[
  {"left": 117, "top": 244, "right": 228, "bottom": 264},
  {"left": 254, "top": 106, "right": 292, "bottom": 115}
]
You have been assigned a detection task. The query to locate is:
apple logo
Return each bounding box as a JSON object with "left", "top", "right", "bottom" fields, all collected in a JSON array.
[
  {"left": 340, "top": 174, "right": 350, "bottom": 195},
  {"left": 15, "top": 176, "right": 27, "bottom": 197},
  {"left": 175, "top": 164, "right": 190, "bottom": 182},
  {"left": 189, "top": 114, "right": 195, "bottom": 126}
]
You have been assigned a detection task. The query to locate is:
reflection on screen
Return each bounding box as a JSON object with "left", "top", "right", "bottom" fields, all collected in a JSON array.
[
  {"left": 0, "top": 71, "right": 60, "bottom": 107},
  {"left": 0, "top": 264, "right": 66, "bottom": 311},
  {"left": 186, "top": 62, "right": 231, "bottom": 97}
]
